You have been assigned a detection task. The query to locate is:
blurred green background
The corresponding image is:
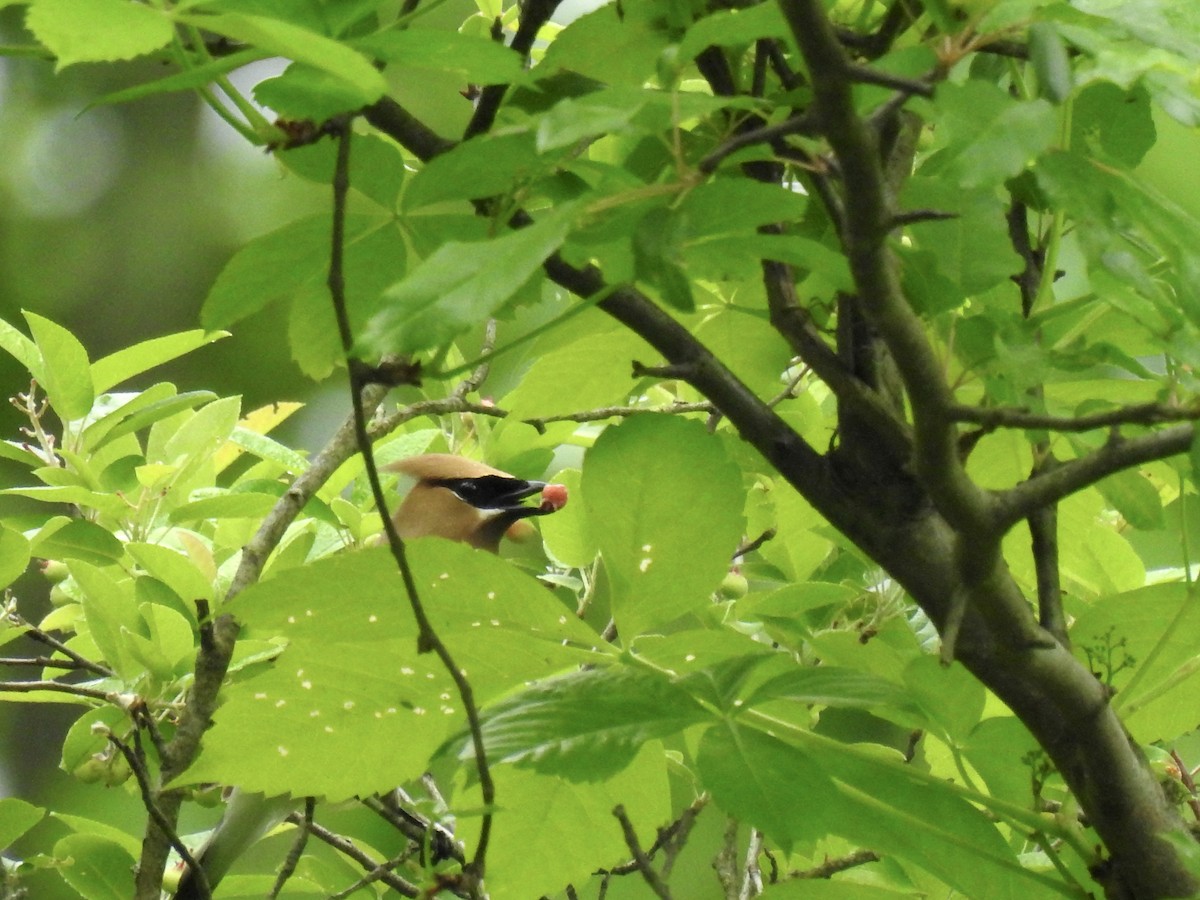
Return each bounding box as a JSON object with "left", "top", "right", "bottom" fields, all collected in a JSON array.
[{"left": 0, "top": 8, "right": 329, "bottom": 868}]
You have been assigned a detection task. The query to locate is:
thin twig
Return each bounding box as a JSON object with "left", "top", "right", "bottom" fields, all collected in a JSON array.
[
  {"left": 715, "top": 816, "right": 739, "bottom": 899},
  {"left": 325, "top": 122, "right": 493, "bottom": 892},
  {"left": 11, "top": 615, "right": 114, "bottom": 677},
  {"left": 1170, "top": 750, "right": 1200, "bottom": 822},
  {"left": 790, "top": 849, "right": 881, "bottom": 879},
  {"left": 698, "top": 113, "right": 819, "bottom": 175},
  {"left": 106, "top": 728, "right": 212, "bottom": 899},
  {"left": 0, "top": 655, "right": 97, "bottom": 670},
  {"left": 734, "top": 529, "right": 777, "bottom": 560},
  {"left": 0, "top": 679, "right": 116, "bottom": 702},
  {"left": 284, "top": 813, "right": 420, "bottom": 898},
  {"left": 525, "top": 401, "right": 714, "bottom": 434},
  {"left": 739, "top": 828, "right": 765, "bottom": 899},
  {"left": 613, "top": 805, "right": 672, "bottom": 900},
  {"left": 949, "top": 401, "right": 1200, "bottom": 433},
  {"left": 269, "top": 797, "right": 315, "bottom": 899}
]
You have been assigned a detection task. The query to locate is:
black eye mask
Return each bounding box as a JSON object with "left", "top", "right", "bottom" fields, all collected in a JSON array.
[{"left": 432, "top": 474, "right": 552, "bottom": 515}]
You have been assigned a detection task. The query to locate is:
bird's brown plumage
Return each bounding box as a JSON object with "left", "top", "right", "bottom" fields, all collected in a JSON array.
[{"left": 388, "top": 453, "right": 564, "bottom": 552}]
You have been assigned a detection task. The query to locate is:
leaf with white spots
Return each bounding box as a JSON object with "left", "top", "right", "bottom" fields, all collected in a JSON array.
[
  {"left": 183, "top": 545, "right": 607, "bottom": 799},
  {"left": 583, "top": 415, "right": 745, "bottom": 636}
]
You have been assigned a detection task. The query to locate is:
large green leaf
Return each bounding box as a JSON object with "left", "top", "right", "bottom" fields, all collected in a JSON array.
[
  {"left": 583, "top": 415, "right": 745, "bottom": 637},
  {"left": 901, "top": 177, "right": 1023, "bottom": 297},
  {"left": 500, "top": 329, "right": 652, "bottom": 420},
  {"left": 356, "top": 206, "right": 578, "bottom": 356},
  {"left": 185, "top": 544, "right": 604, "bottom": 799},
  {"left": 697, "top": 721, "right": 837, "bottom": 851},
  {"left": 201, "top": 214, "right": 354, "bottom": 330},
  {"left": 448, "top": 665, "right": 708, "bottom": 781}
]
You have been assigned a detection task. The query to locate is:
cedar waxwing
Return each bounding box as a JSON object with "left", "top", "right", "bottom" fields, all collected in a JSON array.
[
  {"left": 174, "top": 455, "right": 567, "bottom": 898},
  {"left": 388, "top": 453, "right": 568, "bottom": 552}
]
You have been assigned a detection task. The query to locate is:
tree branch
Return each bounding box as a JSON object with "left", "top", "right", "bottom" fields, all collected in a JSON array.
[
  {"left": 284, "top": 813, "right": 421, "bottom": 898},
  {"left": 994, "top": 424, "right": 1195, "bottom": 531},
  {"left": 950, "top": 400, "right": 1200, "bottom": 433},
  {"left": 776, "top": 0, "right": 994, "bottom": 538},
  {"left": 463, "top": 0, "right": 563, "bottom": 140},
  {"left": 613, "top": 805, "right": 672, "bottom": 900}
]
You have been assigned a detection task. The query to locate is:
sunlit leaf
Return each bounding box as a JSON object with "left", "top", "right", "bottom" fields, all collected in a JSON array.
[
  {"left": 26, "top": 0, "right": 172, "bottom": 68},
  {"left": 584, "top": 415, "right": 745, "bottom": 636}
]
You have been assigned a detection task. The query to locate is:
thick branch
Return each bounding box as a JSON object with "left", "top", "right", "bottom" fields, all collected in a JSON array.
[
  {"left": 776, "top": 0, "right": 994, "bottom": 537},
  {"left": 994, "top": 424, "right": 1195, "bottom": 531}
]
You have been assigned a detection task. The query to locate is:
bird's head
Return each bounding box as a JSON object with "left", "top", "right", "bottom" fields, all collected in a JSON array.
[{"left": 387, "top": 453, "right": 568, "bottom": 553}]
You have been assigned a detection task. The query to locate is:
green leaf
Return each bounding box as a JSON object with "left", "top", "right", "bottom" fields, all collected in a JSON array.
[
  {"left": 254, "top": 62, "right": 370, "bottom": 121},
  {"left": 1, "top": 485, "right": 128, "bottom": 519},
  {"left": 91, "top": 330, "right": 227, "bottom": 394},
  {"left": 816, "top": 747, "right": 1054, "bottom": 898},
  {"left": 633, "top": 206, "right": 694, "bottom": 312},
  {"left": 694, "top": 307, "right": 795, "bottom": 397},
  {"left": 186, "top": 545, "right": 603, "bottom": 800},
  {"left": 201, "top": 214, "right": 332, "bottom": 329},
  {"left": 53, "top": 834, "right": 136, "bottom": 900},
  {"left": 161, "top": 395, "right": 241, "bottom": 464},
  {"left": 354, "top": 28, "right": 523, "bottom": 84},
  {"left": 93, "top": 48, "right": 266, "bottom": 108},
  {"left": 536, "top": 93, "right": 645, "bottom": 152},
  {"left": 903, "top": 656, "right": 985, "bottom": 744},
  {"left": 1029, "top": 22, "right": 1072, "bottom": 103},
  {"left": 126, "top": 543, "right": 215, "bottom": 608},
  {"left": 88, "top": 389, "right": 218, "bottom": 451},
  {"left": 922, "top": 80, "right": 1057, "bottom": 189},
  {"left": 69, "top": 560, "right": 140, "bottom": 680},
  {"left": 0, "top": 317, "right": 42, "bottom": 375},
  {"left": 698, "top": 721, "right": 836, "bottom": 851},
  {"left": 453, "top": 666, "right": 707, "bottom": 781},
  {"left": 464, "top": 749, "right": 670, "bottom": 899},
  {"left": 25, "top": 311, "right": 94, "bottom": 421},
  {"left": 403, "top": 132, "right": 542, "bottom": 211},
  {"left": 1071, "top": 82, "right": 1156, "bottom": 168},
  {"left": 901, "top": 178, "right": 1023, "bottom": 297},
  {"left": 179, "top": 12, "right": 387, "bottom": 101},
  {"left": 357, "top": 206, "right": 578, "bottom": 356},
  {"left": 745, "top": 666, "right": 915, "bottom": 714},
  {"left": 226, "top": 426, "right": 309, "bottom": 474},
  {"left": 538, "top": 4, "right": 668, "bottom": 86},
  {"left": 1073, "top": 583, "right": 1200, "bottom": 742},
  {"left": 501, "top": 330, "right": 651, "bottom": 420},
  {"left": 0, "top": 525, "right": 30, "bottom": 590},
  {"left": 538, "top": 468, "right": 595, "bottom": 568},
  {"left": 0, "top": 797, "right": 44, "bottom": 849},
  {"left": 168, "top": 491, "right": 280, "bottom": 524},
  {"left": 677, "top": 3, "right": 791, "bottom": 62},
  {"left": 1097, "top": 468, "right": 1165, "bottom": 530},
  {"left": 31, "top": 519, "right": 123, "bottom": 566},
  {"left": 26, "top": 0, "right": 172, "bottom": 68},
  {"left": 583, "top": 415, "right": 745, "bottom": 636}
]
